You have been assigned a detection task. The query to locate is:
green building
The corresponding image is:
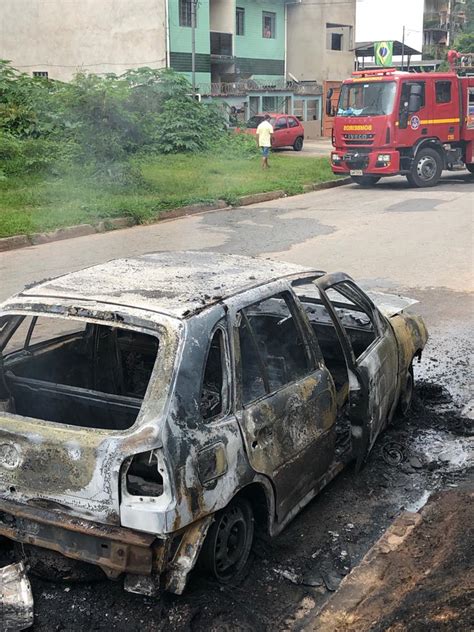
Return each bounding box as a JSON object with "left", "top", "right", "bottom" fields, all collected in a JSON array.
[
  {"left": 168, "top": 0, "right": 286, "bottom": 88},
  {"left": 167, "top": 0, "right": 355, "bottom": 131}
]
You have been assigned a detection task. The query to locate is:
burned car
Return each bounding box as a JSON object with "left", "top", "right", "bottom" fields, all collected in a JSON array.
[{"left": 0, "top": 252, "right": 427, "bottom": 595}]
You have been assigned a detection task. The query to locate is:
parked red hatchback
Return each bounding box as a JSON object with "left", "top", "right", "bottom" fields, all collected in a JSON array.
[{"left": 243, "top": 113, "right": 305, "bottom": 151}]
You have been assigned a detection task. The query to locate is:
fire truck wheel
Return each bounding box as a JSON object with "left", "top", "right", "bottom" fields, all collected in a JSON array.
[
  {"left": 350, "top": 175, "right": 380, "bottom": 187},
  {"left": 466, "top": 164, "right": 474, "bottom": 174},
  {"left": 407, "top": 147, "right": 442, "bottom": 187}
]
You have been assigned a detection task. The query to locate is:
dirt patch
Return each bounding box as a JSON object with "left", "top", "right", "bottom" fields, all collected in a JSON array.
[{"left": 313, "top": 488, "right": 474, "bottom": 632}]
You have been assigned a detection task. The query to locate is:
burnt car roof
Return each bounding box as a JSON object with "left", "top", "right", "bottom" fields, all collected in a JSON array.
[{"left": 12, "top": 252, "right": 320, "bottom": 319}]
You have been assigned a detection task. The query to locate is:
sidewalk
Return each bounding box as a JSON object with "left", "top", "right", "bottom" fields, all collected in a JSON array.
[{"left": 307, "top": 488, "right": 473, "bottom": 631}]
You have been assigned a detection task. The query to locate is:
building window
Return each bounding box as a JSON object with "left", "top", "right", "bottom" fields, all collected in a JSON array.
[
  {"left": 436, "top": 81, "right": 452, "bottom": 104},
  {"left": 326, "top": 23, "right": 352, "bottom": 51},
  {"left": 179, "top": 0, "right": 194, "bottom": 28},
  {"left": 262, "top": 11, "right": 276, "bottom": 39},
  {"left": 331, "top": 33, "right": 342, "bottom": 51},
  {"left": 33, "top": 71, "right": 48, "bottom": 78},
  {"left": 236, "top": 7, "right": 245, "bottom": 36}
]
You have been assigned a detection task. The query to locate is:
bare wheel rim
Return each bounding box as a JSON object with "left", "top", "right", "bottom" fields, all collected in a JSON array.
[
  {"left": 416, "top": 156, "right": 437, "bottom": 181},
  {"left": 214, "top": 505, "right": 250, "bottom": 578}
]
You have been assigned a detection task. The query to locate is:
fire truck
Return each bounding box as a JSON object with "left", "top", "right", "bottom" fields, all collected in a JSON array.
[{"left": 328, "top": 67, "right": 474, "bottom": 187}]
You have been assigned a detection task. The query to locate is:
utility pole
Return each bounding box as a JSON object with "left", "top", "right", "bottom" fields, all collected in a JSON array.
[
  {"left": 191, "top": 0, "right": 197, "bottom": 96},
  {"left": 401, "top": 25, "right": 405, "bottom": 70},
  {"left": 448, "top": 0, "right": 458, "bottom": 47}
]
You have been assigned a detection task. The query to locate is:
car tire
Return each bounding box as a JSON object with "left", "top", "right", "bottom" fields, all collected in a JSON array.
[
  {"left": 350, "top": 175, "right": 380, "bottom": 187},
  {"left": 466, "top": 164, "right": 474, "bottom": 174},
  {"left": 293, "top": 137, "right": 304, "bottom": 152},
  {"left": 397, "top": 364, "right": 414, "bottom": 418},
  {"left": 200, "top": 497, "right": 254, "bottom": 583},
  {"left": 407, "top": 147, "right": 443, "bottom": 187}
]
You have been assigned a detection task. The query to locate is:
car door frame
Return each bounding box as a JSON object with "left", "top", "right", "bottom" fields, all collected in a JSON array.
[
  {"left": 314, "top": 273, "right": 399, "bottom": 468},
  {"left": 272, "top": 116, "right": 289, "bottom": 147},
  {"left": 288, "top": 116, "right": 303, "bottom": 144},
  {"left": 224, "top": 279, "right": 338, "bottom": 522}
]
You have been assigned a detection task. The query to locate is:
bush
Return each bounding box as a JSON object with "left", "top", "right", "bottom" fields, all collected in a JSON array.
[
  {"left": 209, "top": 131, "right": 259, "bottom": 158},
  {"left": 153, "top": 98, "right": 225, "bottom": 153},
  {"left": 0, "top": 62, "right": 238, "bottom": 176}
]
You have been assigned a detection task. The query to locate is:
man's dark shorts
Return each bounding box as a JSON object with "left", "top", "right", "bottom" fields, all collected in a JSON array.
[{"left": 261, "top": 146, "right": 270, "bottom": 157}]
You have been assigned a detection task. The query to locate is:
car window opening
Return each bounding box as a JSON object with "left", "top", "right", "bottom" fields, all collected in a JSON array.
[
  {"left": 238, "top": 294, "right": 310, "bottom": 406},
  {"left": 325, "top": 285, "right": 377, "bottom": 357},
  {"left": 294, "top": 286, "right": 350, "bottom": 410},
  {"left": 200, "top": 328, "right": 227, "bottom": 421},
  {"left": 0, "top": 315, "right": 159, "bottom": 431}
]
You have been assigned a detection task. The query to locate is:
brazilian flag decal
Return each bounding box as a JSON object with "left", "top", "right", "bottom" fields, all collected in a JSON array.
[{"left": 374, "top": 41, "right": 393, "bottom": 67}]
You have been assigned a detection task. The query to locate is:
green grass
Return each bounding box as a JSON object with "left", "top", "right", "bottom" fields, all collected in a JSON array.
[{"left": 0, "top": 153, "right": 337, "bottom": 238}]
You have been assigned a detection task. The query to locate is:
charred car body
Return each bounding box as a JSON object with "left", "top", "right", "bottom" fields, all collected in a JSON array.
[{"left": 0, "top": 252, "right": 427, "bottom": 594}]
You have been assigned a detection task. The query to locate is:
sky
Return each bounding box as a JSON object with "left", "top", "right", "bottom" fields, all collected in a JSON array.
[{"left": 355, "top": 0, "right": 425, "bottom": 54}]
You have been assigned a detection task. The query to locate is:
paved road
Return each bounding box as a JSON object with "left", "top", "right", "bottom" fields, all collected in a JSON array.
[
  {"left": 274, "top": 138, "right": 332, "bottom": 157},
  {"left": 0, "top": 172, "right": 472, "bottom": 631},
  {"left": 1, "top": 172, "right": 473, "bottom": 402},
  {"left": 1, "top": 173, "right": 472, "bottom": 298}
]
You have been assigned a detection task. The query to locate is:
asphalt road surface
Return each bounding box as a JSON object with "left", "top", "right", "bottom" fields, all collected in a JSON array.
[
  {"left": 1, "top": 172, "right": 472, "bottom": 405},
  {"left": 0, "top": 172, "right": 473, "bottom": 631}
]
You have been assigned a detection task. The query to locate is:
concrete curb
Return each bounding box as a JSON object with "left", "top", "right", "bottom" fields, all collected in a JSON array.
[
  {"left": 0, "top": 177, "right": 350, "bottom": 253},
  {"left": 309, "top": 511, "right": 423, "bottom": 631},
  {"left": 236, "top": 190, "right": 285, "bottom": 206}
]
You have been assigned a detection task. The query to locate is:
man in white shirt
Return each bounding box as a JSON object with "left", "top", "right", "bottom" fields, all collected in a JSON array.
[{"left": 256, "top": 114, "right": 273, "bottom": 169}]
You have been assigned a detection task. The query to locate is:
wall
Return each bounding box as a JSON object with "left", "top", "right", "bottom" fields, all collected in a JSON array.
[
  {"left": 287, "top": 0, "right": 355, "bottom": 83},
  {"left": 0, "top": 0, "right": 167, "bottom": 81},
  {"left": 210, "top": 0, "right": 234, "bottom": 33},
  {"left": 234, "top": 0, "right": 286, "bottom": 81}
]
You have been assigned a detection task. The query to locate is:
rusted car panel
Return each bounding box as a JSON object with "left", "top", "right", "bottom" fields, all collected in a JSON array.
[
  {"left": 0, "top": 498, "right": 156, "bottom": 578},
  {"left": 0, "top": 252, "right": 428, "bottom": 594}
]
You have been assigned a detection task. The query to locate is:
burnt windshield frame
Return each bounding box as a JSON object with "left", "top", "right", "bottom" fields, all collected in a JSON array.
[{"left": 337, "top": 80, "right": 397, "bottom": 117}]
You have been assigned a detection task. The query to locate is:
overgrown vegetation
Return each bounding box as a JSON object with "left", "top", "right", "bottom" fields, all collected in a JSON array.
[
  {"left": 0, "top": 61, "right": 336, "bottom": 238},
  {"left": 0, "top": 154, "right": 336, "bottom": 237},
  {"left": 0, "top": 62, "right": 232, "bottom": 178}
]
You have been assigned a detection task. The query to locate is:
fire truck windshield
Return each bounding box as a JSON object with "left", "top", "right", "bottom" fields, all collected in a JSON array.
[{"left": 337, "top": 81, "right": 397, "bottom": 117}]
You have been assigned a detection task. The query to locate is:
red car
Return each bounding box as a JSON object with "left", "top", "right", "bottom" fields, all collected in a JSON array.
[{"left": 243, "top": 113, "right": 305, "bottom": 151}]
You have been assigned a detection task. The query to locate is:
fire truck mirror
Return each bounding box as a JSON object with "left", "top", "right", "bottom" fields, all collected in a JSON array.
[
  {"left": 326, "top": 89, "right": 334, "bottom": 117},
  {"left": 408, "top": 85, "right": 423, "bottom": 114}
]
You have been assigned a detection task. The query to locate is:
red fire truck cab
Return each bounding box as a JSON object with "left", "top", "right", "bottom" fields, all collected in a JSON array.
[{"left": 328, "top": 69, "right": 474, "bottom": 187}]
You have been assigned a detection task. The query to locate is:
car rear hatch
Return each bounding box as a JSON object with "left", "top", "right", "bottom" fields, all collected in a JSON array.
[{"left": 0, "top": 413, "right": 144, "bottom": 524}]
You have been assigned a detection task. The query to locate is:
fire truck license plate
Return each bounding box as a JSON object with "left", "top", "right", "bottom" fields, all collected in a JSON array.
[{"left": 350, "top": 169, "right": 363, "bottom": 176}]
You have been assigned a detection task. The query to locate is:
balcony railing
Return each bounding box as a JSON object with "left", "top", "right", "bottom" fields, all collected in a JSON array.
[
  {"left": 198, "top": 79, "right": 322, "bottom": 97},
  {"left": 210, "top": 32, "right": 233, "bottom": 58}
]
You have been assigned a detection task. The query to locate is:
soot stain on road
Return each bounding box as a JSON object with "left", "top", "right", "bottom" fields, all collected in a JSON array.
[
  {"left": 200, "top": 206, "right": 335, "bottom": 255},
  {"left": 385, "top": 198, "right": 446, "bottom": 213}
]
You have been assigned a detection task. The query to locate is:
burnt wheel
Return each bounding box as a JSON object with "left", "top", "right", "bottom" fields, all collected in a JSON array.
[
  {"left": 397, "top": 364, "right": 414, "bottom": 418},
  {"left": 201, "top": 497, "right": 254, "bottom": 583},
  {"left": 350, "top": 175, "right": 380, "bottom": 187},
  {"left": 407, "top": 147, "right": 442, "bottom": 187},
  {"left": 293, "top": 136, "right": 304, "bottom": 151}
]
